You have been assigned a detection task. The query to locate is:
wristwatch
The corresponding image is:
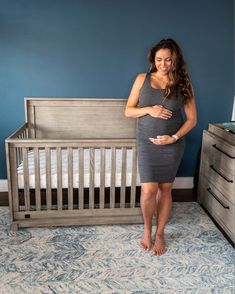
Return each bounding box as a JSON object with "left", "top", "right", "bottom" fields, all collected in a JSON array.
[{"left": 172, "top": 134, "right": 179, "bottom": 141}]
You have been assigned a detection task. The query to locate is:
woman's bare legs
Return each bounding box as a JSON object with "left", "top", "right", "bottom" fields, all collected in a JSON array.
[
  {"left": 140, "top": 182, "right": 158, "bottom": 251},
  {"left": 153, "top": 182, "right": 173, "bottom": 256}
]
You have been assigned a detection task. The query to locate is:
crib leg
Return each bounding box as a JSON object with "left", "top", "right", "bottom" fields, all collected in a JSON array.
[{"left": 10, "top": 223, "right": 19, "bottom": 231}]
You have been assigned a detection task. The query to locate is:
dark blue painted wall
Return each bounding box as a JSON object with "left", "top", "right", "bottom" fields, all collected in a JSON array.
[{"left": 0, "top": 0, "right": 234, "bottom": 179}]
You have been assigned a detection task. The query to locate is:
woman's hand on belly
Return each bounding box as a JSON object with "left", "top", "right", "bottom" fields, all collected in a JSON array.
[
  {"left": 149, "top": 135, "right": 177, "bottom": 145},
  {"left": 149, "top": 105, "right": 172, "bottom": 119}
]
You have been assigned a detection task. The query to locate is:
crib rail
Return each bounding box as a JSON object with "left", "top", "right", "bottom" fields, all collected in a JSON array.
[
  {"left": 7, "top": 123, "right": 29, "bottom": 139},
  {"left": 6, "top": 129, "right": 141, "bottom": 229}
]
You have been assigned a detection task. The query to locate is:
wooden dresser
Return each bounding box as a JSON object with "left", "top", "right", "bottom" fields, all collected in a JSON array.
[{"left": 198, "top": 123, "right": 235, "bottom": 244}]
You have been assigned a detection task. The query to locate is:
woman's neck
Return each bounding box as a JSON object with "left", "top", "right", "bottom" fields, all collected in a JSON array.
[
  {"left": 150, "top": 72, "right": 169, "bottom": 88},
  {"left": 154, "top": 72, "right": 169, "bottom": 82}
]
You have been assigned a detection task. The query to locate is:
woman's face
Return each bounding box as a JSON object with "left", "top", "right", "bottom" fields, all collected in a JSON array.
[{"left": 154, "top": 48, "right": 173, "bottom": 76}]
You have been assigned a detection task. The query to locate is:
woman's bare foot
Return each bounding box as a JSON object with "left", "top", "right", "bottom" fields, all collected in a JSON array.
[
  {"left": 140, "top": 227, "right": 152, "bottom": 251},
  {"left": 153, "top": 235, "right": 166, "bottom": 256}
]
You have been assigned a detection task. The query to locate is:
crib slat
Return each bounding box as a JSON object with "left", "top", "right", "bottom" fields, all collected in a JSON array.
[
  {"left": 99, "top": 148, "right": 105, "bottom": 209},
  {"left": 110, "top": 147, "right": 116, "bottom": 208},
  {"left": 25, "top": 126, "right": 29, "bottom": 139},
  {"left": 19, "top": 146, "right": 23, "bottom": 168},
  {"left": 12, "top": 148, "right": 19, "bottom": 212},
  {"left": 67, "top": 147, "right": 73, "bottom": 210},
  {"left": 79, "top": 148, "right": 84, "bottom": 210},
  {"left": 16, "top": 147, "right": 20, "bottom": 167},
  {"left": 18, "top": 145, "right": 22, "bottom": 167},
  {"left": 34, "top": 148, "right": 41, "bottom": 211},
  {"left": 56, "top": 147, "right": 63, "bottom": 210},
  {"left": 45, "top": 148, "right": 52, "bottom": 210},
  {"left": 120, "top": 147, "right": 127, "bottom": 208},
  {"left": 23, "top": 148, "right": 30, "bottom": 211},
  {"left": 89, "top": 148, "right": 95, "bottom": 209},
  {"left": 131, "top": 147, "right": 137, "bottom": 208}
]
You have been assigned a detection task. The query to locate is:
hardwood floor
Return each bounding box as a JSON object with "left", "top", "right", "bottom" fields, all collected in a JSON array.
[
  {"left": 0, "top": 192, "right": 8, "bottom": 206},
  {"left": 0, "top": 189, "right": 196, "bottom": 206}
]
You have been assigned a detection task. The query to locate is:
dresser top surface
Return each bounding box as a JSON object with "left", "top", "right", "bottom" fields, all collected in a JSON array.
[{"left": 208, "top": 123, "right": 235, "bottom": 146}]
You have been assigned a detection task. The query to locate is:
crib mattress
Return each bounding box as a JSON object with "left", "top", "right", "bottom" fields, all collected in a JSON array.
[{"left": 17, "top": 149, "right": 140, "bottom": 189}]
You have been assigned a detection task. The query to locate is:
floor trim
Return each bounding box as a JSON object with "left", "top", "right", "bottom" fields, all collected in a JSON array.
[{"left": 0, "top": 180, "right": 8, "bottom": 192}]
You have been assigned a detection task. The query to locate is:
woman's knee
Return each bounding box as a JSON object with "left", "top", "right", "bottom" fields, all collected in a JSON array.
[
  {"left": 158, "top": 183, "right": 173, "bottom": 194},
  {"left": 141, "top": 183, "right": 158, "bottom": 199}
]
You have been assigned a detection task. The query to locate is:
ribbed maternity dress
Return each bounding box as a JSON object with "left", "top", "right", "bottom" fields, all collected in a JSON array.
[{"left": 137, "top": 72, "right": 185, "bottom": 183}]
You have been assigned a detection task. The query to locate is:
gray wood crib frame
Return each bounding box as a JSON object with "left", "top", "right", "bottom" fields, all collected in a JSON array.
[{"left": 6, "top": 98, "right": 143, "bottom": 230}]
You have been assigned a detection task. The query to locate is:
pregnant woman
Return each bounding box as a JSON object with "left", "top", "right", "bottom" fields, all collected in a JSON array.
[{"left": 125, "top": 39, "right": 197, "bottom": 255}]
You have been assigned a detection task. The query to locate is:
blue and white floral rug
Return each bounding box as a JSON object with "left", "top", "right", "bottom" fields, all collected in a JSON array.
[{"left": 0, "top": 202, "right": 234, "bottom": 294}]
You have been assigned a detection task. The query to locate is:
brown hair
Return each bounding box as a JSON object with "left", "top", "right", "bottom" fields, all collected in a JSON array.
[{"left": 148, "top": 38, "right": 194, "bottom": 103}]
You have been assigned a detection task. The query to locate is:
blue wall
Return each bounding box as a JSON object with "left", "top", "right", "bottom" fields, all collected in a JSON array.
[{"left": 0, "top": 0, "right": 234, "bottom": 179}]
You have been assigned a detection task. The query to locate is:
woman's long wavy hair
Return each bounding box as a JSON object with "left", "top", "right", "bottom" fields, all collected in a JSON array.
[{"left": 148, "top": 39, "right": 194, "bottom": 103}]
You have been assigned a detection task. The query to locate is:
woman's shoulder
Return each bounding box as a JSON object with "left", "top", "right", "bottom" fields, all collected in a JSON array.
[
  {"left": 136, "top": 72, "right": 148, "bottom": 80},
  {"left": 135, "top": 72, "right": 148, "bottom": 87}
]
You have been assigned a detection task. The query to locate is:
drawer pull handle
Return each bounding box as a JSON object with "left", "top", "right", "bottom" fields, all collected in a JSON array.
[
  {"left": 212, "top": 144, "right": 235, "bottom": 159},
  {"left": 207, "top": 188, "right": 230, "bottom": 209},
  {"left": 209, "top": 165, "right": 233, "bottom": 183}
]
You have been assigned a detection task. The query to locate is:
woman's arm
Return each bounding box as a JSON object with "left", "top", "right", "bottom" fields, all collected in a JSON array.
[
  {"left": 174, "top": 97, "right": 197, "bottom": 139},
  {"left": 125, "top": 73, "right": 172, "bottom": 119}
]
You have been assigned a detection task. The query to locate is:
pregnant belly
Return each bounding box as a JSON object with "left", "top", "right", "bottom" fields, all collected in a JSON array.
[{"left": 137, "top": 113, "right": 183, "bottom": 137}]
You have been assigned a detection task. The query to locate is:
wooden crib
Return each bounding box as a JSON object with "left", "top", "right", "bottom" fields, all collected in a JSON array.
[{"left": 5, "top": 98, "right": 142, "bottom": 230}]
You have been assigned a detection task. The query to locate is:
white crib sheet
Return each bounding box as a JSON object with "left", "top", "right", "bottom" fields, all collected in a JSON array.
[{"left": 17, "top": 149, "right": 140, "bottom": 189}]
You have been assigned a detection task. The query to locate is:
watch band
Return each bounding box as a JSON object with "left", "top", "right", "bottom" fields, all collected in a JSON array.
[{"left": 172, "top": 134, "right": 179, "bottom": 141}]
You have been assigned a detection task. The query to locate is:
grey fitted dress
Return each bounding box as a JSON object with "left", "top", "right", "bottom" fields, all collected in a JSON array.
[{"left": 137, "top": 73, "right": 185, "bottom": 183}]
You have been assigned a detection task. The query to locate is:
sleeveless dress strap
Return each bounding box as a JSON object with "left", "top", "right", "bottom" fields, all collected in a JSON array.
[{"left": 141, "top": 72, "right": 151, "bottom": 89}]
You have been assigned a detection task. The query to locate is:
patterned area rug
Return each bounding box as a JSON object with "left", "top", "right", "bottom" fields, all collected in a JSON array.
[{"left": 0, "top": 203, "right": 234, "bottom": 294}]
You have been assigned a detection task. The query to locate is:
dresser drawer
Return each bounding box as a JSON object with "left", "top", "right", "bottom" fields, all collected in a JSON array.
[
  {"left": 199, "top": 180, "right": 235, "bottom": 238},
  {"left": 202, "top": 131, "right": 235, "bottom": 176},
  {"left": 200, "top": 159, "right": 235, "bottom": 205}
]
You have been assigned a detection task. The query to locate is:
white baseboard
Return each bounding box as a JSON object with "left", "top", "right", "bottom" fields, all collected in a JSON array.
[
  {"left": 0, "top": 180, "right": 8, "bottom": 192},
  {"left": 172, "top": 177, "right": 194, "bottom": 189},
  {"left": 0, "top": 177, "right": 194, "bottom": 192}
]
